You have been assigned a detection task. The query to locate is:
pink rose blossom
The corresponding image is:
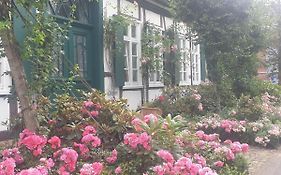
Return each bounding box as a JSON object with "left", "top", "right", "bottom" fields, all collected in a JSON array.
[
  {"left": 156, "top": 150, "right": 175, "bottom": 163},
  {"left": 115, "top": 166, "right": 122, "bottom": 174},
  {"left": 0, "top": 158, "right": 16, "bottom": 175},
  {"left": 91, "top": 111, "right": 99, "bottom": 117},
  {"left": 82, "top": 126, "right": 97, "bottom": 136},
  {"left": 106, "top": 149, "right": 118, "bottom": 164},
  {"left": 48, "top": 136, "right": 61, "bottom": 149},
  {"left": 214, "top": 161, "right": 224, "bottom": 167}
]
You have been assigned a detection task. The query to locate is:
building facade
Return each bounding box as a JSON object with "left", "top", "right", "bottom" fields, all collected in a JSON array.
[
  {"left": 103, "top": 0, "right": 206, "bottom": 109},
  {"left": 0, "top": 0, "right": 207, "bottom": 130}
]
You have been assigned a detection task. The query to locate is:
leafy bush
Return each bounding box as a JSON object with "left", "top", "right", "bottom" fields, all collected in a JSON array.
[
  {"left": 147, "top": 86, "right": 204, "bottom": 117},
  {"left": 247, "top": 79, "right": 281, "bottom": 102},
  {"left": 236, "top": 95, "right": 263, "bottom": 121}
]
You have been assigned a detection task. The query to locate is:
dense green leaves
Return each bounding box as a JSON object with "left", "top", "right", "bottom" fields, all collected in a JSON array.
[{"left": 173, "top": 0, "right": 266, "bottom": 97}]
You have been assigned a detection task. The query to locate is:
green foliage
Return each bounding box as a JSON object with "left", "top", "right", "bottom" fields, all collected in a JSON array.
[
  {"left": 147, "top": 86, "right": 206, "bottom": 117},
  {"left": 219, "top": 164, "right": 248, "bottom": 175},
  {"left": 172, "top": 0, "right": 266, "bottom": 97},
  {"left": 236, "top": 95, "right": 263, "bottom": 121},
  {"left": 104, "top": 15, "right": 130, "bottom": 49},
  {"left": 141, "top": 23, "right": 173, "bottom": 76},
  {"left": 38, "top": 89, "right": 134, "bottom": 148}
]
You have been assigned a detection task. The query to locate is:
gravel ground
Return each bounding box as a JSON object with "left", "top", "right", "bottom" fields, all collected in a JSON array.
[{"left": 246, "top": 146, "right": 281, "bottom": 175}]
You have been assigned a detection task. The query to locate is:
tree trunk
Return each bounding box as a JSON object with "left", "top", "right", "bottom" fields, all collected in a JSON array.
[{"left": 1, "top": 30, "right": 39, "bottom": 132}]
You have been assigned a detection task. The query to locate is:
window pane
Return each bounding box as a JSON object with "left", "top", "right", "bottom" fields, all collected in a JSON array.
[
  {"left": 156, "top": 71, "right": 160, "bottom": 81},
  {"left": 132, "top": 43, "right": 137, "bottom": 56},
  {"left": 124, "top": 42, "right": 129, "bottom": 82},
  {"left": 150, "top": 73, "right": 155, "bottom": 81},
  {"left": 124, "top": 27, "right": 128, "bottom": 36},
  {"left": 125, "top": 70, "right": 129, "bottom": 82},
  {"left": 131, "top": 25, "right": 137, "bottom": 38},
  {"left": 133, "top": 70, "right": 138, "bottom": 82},
  {"left": 132, "top": 56, "right": 138, "bottom": 69},
  {"left": 74, "top": 34, "right": 87, "bottom": 78},
  {"left": 49, "top": 0, "right": 90, "bottom": 23}
]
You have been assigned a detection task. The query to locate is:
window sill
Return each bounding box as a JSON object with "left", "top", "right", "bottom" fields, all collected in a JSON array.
[
  {"left": 0, "top": 91, "right": 11, "bottom": 96},
  {"left": 179, "top": 82, "right": 191, "bottom": 86},
  {"left": 123, "top": 84, "right": 143, "bottom": 90},
  {"left": 149, "top": 83, "right": 164, "bottom": 88}
]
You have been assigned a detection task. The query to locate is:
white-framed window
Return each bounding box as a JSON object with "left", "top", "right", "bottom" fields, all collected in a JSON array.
[
  {"left": 146, "top": 25, "right": 164, "bottom": 85},
  {"left": 179, "top": 37, "right": 191, "bottom": 85},
  {"left": 123, "top": 22, "right": 142, "bottom": 87},
  {"left": 0, "top": 39, "right": 12, "bottom": 95},
  {"left": 179, "top": 37, "right": 201, "bottom": 85},
  {"left": 191, "top": 42, "right": 201, "bottom": 85}
]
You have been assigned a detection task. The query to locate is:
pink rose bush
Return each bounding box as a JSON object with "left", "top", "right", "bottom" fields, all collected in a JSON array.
[
  {"left": 197, "top": 115, "right": 281, "bottom": 147},
  {"left": 18, "top": 129, "right": 47, "bottom": 157},
  {"left": 0, "top": 113, "right": 250, "bottom": 175},
  {"left": 0, "top": 91, "right": 254, "bottom": 175}
]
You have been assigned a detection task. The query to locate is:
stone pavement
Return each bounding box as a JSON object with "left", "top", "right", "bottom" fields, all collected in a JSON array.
[{"left": 247, "top": 146, "right": 281, "bottom": 175}]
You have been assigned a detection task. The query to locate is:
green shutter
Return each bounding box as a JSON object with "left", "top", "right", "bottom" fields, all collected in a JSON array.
[
  {"left": 200, "top": 44, "right": 207, "bottom": 81},
  {"left": 113, "top": 23, "right": 125, "bottom": 87}
]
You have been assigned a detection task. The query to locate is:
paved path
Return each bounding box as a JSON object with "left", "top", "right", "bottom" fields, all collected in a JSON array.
[{"left": 247, "top": 146, "right": 281, "bottom": 175}]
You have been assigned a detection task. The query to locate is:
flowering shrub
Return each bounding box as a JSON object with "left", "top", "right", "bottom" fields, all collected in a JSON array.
[
  {"left": 0, "top": 116, "right": 249, "bottom": 174},
  {"left": 0, "top": 90, "right": 252, "bottom": 174},
  {"left": 197, "top": 115, "right": 281, "bottom": 148},
  {"left": 148, "top": 86, "right": 205, "bottom": 117}
]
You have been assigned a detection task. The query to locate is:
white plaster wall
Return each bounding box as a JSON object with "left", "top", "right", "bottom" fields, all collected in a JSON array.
[
  {"left": 0, "top": 98, "right": 9, "bottom": 131},
  {"left": 145, "top": 10, "right": 161, "bottom": 27},
  {"left": 148, "top": 88, "right": 162, "bottom": 102},
  {"left": 0, "top": 57, "right": 12, "bottom": 95},
  {"left": 123, "top": 90, "right": 142, "bottom": 110},
  {"left": 120, "top": 0, "right": 139, "bottom": 18},
  {"left": 103, "top": 0, "right": 118, "bottom": 18},
  {"left": 165, "top": 17, "right": 174, "bottom": 29}
]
